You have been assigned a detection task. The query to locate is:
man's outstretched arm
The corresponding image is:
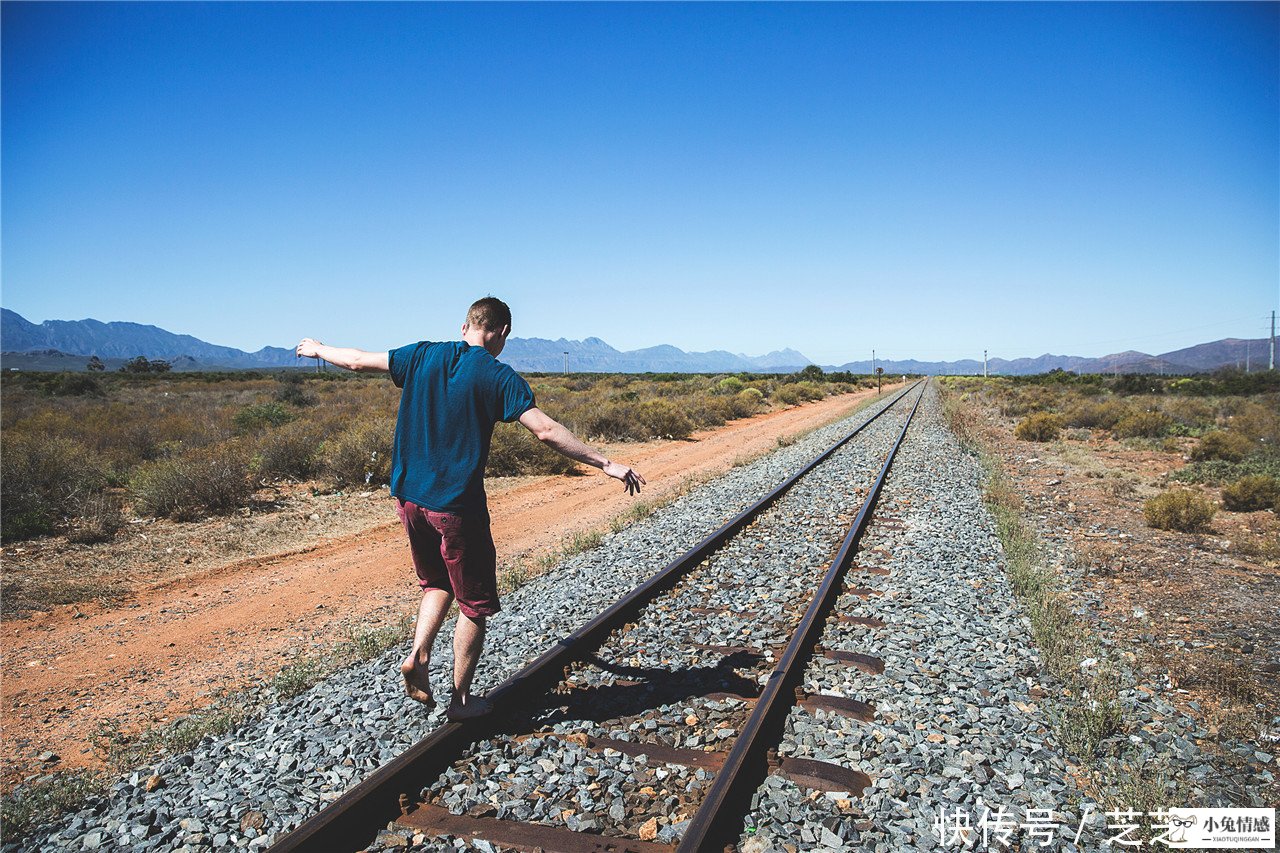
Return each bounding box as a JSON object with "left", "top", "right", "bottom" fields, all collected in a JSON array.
[
  {"left": 295, "top": 338, "right": 389, "bottom": 372},
  {"left": 518, "top": 406, "right": 646, "bottom": 495}
]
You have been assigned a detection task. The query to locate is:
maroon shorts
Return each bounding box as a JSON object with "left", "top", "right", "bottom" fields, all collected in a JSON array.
[{"left": 395, "top": 499, "right": 500, "bottom": 619}]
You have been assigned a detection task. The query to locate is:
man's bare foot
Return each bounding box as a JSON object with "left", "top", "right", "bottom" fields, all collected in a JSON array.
[{"left": 400, "top": 655, "right": 436, "bottom": 708}]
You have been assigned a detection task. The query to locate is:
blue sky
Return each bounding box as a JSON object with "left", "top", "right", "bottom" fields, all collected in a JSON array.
[{"left": 3, "top": 2, "right": 1277, "bottom": 365}]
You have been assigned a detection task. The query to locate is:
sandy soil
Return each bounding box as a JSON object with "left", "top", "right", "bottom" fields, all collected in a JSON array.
[{"left": 1, "top": 386, "right": 898, "bottom": 787}]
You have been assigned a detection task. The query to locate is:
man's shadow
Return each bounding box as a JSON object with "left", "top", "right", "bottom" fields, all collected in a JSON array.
[{"left": 493, "top": 649, "right": 764, "bottom": 734}]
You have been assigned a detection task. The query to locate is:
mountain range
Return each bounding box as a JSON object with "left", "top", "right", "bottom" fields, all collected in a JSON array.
[{"left": 0, "top": 308, "right": 1272, "bottom": 376}]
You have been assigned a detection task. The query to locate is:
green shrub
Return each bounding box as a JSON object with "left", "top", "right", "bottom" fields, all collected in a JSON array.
[
  {"left": 1172, "top": 454, "right": 1280, "bottom": 486},
  {"left": 487, "top": 422, "right": 579, "bottom": 476},
  {"left": 1190, "top": 431, "right": 1255, "bottom": 463},
  {"left": 253, "top": 420, "right": 326, "bottom": 480},
  {"left": 1144, "top": 489, "right": 1217, "bottom": 533},
  {"left": 233, "top": 402, "right": 295, "bottom": 435},
  {"left": 717, "top": 376, "right": 746, "bottom": 394},
  {"left": 132, "top": 442, "right": 252, "bottom": 520},
  {"left": 1, "top": 433, "right": 109, "bottom": 539},
  {"left": 1113, "top": 410, "right": 1174, "bottom": 439},
  {"left": 322, "top": 416, "right": 395, "bottom": 487},
  {"left": 1221, "top": 475, "right": 1280, "bottom": 513},
  {"left": 1014, "top": 412, "right": 1064, "bottom": 442}
]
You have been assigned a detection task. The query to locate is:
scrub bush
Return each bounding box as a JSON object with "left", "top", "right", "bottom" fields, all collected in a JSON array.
[
  {"left": 275, "top": 374, "right": 317, "bottom": 407},
  {"left": 1112, "top": 410, "right": 1173, "bottom": 439},
  {"left": 1220, "top": 475, "right": 1280, "bottom": 513},
  {"left": 132, "top": 442, "right": 252, "bottom": 521},
  {"left": 1144, "top": 489, "right": 1217, "bottom": 533},
  {"left": 66, "top": 493, "right": 124, "bottom": 544},
  {"left": 1014, "top": 412, "right": 1064, "bottom": 442},
  {"left": 1226, "top": 399, "right": 1280, "bottom": 445},
  {"left": 1063, "top": 400, "right": 1129, "bottom": 430},
  {"left": 1, "top": 434, "right": 108, "bottom": 539},
  {"left": 635, "top": 399, "right": 694, "bottom": 440},
  {"left": 253, "top": 420, "right": 326, "bottom": 480},
  {"left": 233, "top": 403, "right": 295, "bottom": 435},
  {"left": 321, "top": 416, "right": 395, "bottom": 487},
  {"left": 730, "top": 388, "right": 765, "bottom": 417},
  {"left": 717, "top": 376, "right": 746, "bottom": 394},
  {"left": 579, "top": 403, "right": 638, "bottom": 442},
  {"left": 1190, "top": 431, "right": 1255, "bottom": 463},
  {"left": 774, "top": 382, "right": 825, "bottom": 406}
]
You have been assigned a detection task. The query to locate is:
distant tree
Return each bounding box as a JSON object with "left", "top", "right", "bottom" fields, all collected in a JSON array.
[
  {"left": 87, "top": 356, "right": 105, "bottom": 371},
  {"left": 120, "top": 356, "right": 150, "bottom": 373},
  {"left": 800, "top": 364, "right": 825, "bottom": 380},
  {"left": 118, "top": 356, "right": 172, "bottom": 374}
]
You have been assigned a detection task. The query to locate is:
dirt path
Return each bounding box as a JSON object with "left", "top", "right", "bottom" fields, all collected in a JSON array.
[{"left": 1, "top": 387, "right": 896, "bottom": 785}]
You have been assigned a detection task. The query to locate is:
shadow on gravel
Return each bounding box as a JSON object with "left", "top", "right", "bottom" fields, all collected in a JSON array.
[{"left": 498, "top": 650, "right": 763, "bottom": 732}]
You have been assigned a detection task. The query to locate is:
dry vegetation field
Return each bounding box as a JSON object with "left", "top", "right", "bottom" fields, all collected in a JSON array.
[
  {"left": 939, "top": 369, "right": 1279, "bottom": 809},
  {"left": 0, "top": 367, "right": 874, "bottom": 616}
]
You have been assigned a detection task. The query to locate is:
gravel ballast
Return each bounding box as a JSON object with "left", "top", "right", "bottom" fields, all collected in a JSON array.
[{"left": 13, "top": 383, "right": 1235, "bottom": 853}]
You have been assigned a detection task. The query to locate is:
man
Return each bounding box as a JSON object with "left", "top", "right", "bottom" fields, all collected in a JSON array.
[{"left": 295, "top": 297, "right": 644, "bottom": 721}]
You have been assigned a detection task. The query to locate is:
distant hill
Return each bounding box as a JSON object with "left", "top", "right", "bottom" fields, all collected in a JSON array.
[
  {"left": 1, "top": 308, "right": 295, "bottom": 368},
  {"left": 829, "top": 338, "right": 1271, "bottom": 376},
  {"left": 0, "top": 309, "right": 814, "bottom": 373},
  {"left": 1, "top": 308, "right": 1271, "bottom": 375}
]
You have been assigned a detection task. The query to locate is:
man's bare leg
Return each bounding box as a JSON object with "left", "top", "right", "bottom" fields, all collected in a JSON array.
[
  {"left": 449, "top": 612, "right": 487, "bottom": 712},
  {"left": 400, "top": 588, "right": 453, "bottom": 707}
]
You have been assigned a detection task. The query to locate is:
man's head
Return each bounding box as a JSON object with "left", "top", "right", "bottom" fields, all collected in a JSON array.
[{"left": 461, "top": 296, "right": 512, "bottom": 356}]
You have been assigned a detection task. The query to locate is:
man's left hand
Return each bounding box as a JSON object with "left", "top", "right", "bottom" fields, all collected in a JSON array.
[{"left": 603, "top": 461, "right": 646, "bottom": 496}]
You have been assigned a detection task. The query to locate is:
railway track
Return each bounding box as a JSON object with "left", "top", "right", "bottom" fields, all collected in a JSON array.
[{"left": 269, "top": 380, "right": 926, "bottom": 853}]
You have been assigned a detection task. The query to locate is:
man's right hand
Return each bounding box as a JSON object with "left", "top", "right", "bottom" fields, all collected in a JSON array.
[
  {"left": 296, "top": 338, "right": 324, "bottom": 359},
  {"left": 603, "top": 461, "right": 646, "bottom": 496}
]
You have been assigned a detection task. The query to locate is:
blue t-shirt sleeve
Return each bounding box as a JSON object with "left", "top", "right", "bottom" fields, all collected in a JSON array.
[
  {"left": 496, "top": 366, "right": 536, "bottom": 422},
  {"left": 388, "top": 343, "right": 420, "bottom": 389}
]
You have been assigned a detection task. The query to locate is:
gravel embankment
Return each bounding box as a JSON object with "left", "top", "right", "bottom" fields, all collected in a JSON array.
[
  {"left": 11, "top": 391, "right": 908, "bottom": 853},
  {"left": 740, "top": 383, "right": 1089, "bottom": 851}
]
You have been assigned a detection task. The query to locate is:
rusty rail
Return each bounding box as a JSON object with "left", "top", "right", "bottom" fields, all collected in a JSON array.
[{"left": 675, "top": 379, "right": 924, "bottom": 851}]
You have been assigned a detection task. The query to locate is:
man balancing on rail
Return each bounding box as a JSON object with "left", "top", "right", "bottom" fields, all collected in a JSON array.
[{"left": 296, "top": 297, "right": 645, "bottom": 721}]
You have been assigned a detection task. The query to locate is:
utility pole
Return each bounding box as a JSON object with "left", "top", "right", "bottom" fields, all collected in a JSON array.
[
  {"left": 983, "top": 350, "right": 988, "bottom": 378},
  {"left": 872, "top": 349, "right": 876, "bottom": 377},
  {"left": 563, "top": 351, "right": 569, "bottom": 375},
  {"left": 1246, "top": 339, "right": 1251, "bottom": 373},
  {"left": 1270, "top": 310, "right": 1276, "bottom": 371}
]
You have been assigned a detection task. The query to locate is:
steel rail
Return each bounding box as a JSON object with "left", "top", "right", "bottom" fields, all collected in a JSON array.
[
  {"left": 268, "top": 381, "right": 921, "bottom": 853},
  {"left": 674, "top": 381, "right": 926, "bottom": 852}
]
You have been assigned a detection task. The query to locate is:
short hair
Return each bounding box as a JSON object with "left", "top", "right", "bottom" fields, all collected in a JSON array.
[{"left": 466, "top": 296, "right": 512, "bottom": 332}]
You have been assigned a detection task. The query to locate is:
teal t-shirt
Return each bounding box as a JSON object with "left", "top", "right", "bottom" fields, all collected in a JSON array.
[{"left": 387, "top": 340, "right": 535, "bottom": 513}]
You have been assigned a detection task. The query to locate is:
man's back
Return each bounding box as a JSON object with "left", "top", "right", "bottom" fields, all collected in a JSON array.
[{"left": 387, "top": 340, "right": 534, "bottom": 514}]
